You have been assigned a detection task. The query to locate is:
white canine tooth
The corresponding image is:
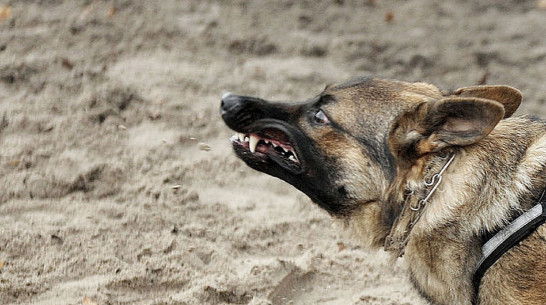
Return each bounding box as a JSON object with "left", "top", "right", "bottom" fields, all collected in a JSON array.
[
  {"left": 249, "top": 135, "right": 259, "bottom": 153},
  {"left": 288, "top": 155, "right": 296, "bottom": 161},
  {"left": 272, "top": 142, "right": 278, "bottom": 147},
  {"left": 290, "top": 150, "right": 298, "bottom": 160}
]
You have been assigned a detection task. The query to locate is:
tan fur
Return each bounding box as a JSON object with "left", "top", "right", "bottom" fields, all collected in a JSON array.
[
  {"left": 318, "top": 79, "right": 546, "bottom": 304},
  {"left": 332, "top": 80, "right": 545, "bottom": 305},
  {"left": 223, "top": 77, "right": 545, "bottom": 304}
]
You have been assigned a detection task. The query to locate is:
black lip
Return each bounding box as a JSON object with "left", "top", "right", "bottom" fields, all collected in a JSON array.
[{"left": 230, "top": 120, "right": 306, "bottom": 175}]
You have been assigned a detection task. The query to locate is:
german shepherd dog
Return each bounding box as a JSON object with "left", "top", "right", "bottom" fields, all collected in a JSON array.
[{"left": 220, "top": 77, "right": 546, "bottom": 305}]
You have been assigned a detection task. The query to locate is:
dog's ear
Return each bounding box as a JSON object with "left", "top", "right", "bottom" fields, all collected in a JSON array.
[
  {"left": 451, "top": 85, "right": 522, "bottom": 118},
  {"left": 390, "top": 97, "right": 504, "bottom": 159}
]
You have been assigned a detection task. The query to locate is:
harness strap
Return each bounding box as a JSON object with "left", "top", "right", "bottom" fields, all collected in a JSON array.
[{"left": 472, "top": 190, "right": 546, "bottom": 300}]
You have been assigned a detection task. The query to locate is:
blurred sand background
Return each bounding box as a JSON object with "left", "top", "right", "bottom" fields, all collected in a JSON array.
[{"left": 0, "top": 1, "right": 545, "bottom": 304}]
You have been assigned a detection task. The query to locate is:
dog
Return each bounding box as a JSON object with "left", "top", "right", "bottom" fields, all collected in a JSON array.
[{"left": 220, "top": 77, "right": 546, "bottom": 305}]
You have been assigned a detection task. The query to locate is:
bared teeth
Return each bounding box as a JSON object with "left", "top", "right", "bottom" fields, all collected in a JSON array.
[
  {"left": 249, "top": 135, "right": 259, "bottom": 153},
  {"left": 232, "top": 132, "right": 300, "bottom": 163}
]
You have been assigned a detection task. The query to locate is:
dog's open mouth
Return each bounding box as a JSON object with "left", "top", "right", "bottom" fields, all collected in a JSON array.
[{"left": 229, "top": 127, "right": 303, "bottom": 174}]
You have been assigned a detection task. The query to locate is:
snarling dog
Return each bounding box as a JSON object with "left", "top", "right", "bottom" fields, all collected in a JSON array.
[{"left": 220, "top": 77, "right": 546, "bottom": 305}]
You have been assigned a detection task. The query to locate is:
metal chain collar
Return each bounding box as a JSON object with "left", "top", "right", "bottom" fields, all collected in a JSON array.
[{"left": 384, "top": 154, "right": 456, "bottom": 256}]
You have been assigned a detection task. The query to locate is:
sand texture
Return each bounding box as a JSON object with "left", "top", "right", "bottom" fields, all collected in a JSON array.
[{"left": 1, "top": 1, "right": 545, "bottom": 304}]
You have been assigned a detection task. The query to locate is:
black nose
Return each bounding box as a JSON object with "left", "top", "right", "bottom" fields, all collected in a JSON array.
[
  {"left": 220, "top": 92, "right": 236, "bottom": 116},
  {"left": 220, "top": 92, "right": 248, "bottom": 130},
  {"left": 220, "top": 93, "right": 269, "bottom": 131}
]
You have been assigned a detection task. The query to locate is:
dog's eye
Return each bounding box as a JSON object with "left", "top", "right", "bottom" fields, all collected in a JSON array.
[{"left": 314, "top": 109, "right": 330, "bottom": 125}]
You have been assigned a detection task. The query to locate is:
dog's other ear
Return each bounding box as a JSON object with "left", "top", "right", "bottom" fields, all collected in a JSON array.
[
  {"left": 451, "top": 85, "right": 522, "bottom": 118},
  {"left": 390, "top": 97, "right": 504, "bottom": 159}
]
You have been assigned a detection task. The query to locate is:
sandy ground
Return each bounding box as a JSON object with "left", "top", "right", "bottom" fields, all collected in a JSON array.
[{"left": 0, "top": 1, "right": 545, "bottom": 304}]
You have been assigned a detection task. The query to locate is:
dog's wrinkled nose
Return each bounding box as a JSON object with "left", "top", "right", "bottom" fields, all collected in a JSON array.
[
  {"left": 221, "top": 92, "right": 262, "bottom": 131},
  {"left": 220, "top": 93, "right": 276, "bottom": 131},
  {"left": 220, "top": 92, "right": 236, "bottom": 115}
]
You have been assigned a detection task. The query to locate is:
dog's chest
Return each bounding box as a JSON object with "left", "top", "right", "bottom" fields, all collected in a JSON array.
[{"left": 404, "top": 228, "right": 481, "bottom": 305}]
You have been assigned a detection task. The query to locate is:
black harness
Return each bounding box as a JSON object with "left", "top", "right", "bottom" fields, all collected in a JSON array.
[{"left": 472, "top": 190, "right": 546, "bottom": 301}]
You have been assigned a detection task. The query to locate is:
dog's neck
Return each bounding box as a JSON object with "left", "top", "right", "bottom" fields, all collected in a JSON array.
[
  {"left": 384, "top": 153, "right": 457, "bottom": 256},
  {"left": 343, "top": 152, "right": 458, "bottom": 248},
  {"left": 345, "top": 117, "right": 546, "bottom": 251},
  {"left": 338, "top": 154, "right": 449, "bottom": 250}
]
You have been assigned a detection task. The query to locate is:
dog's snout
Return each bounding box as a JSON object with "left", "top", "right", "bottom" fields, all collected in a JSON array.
[
  {"left": 220, "top": 93, "right": 271, "bottom": 131},
  {"left": 220, "top": 93, "right": 251, "bottom": 130},
  {"left": 220, "top": 93, "right": 291, "bottom": 131},
  {"left": 220, "top": 92, "right": 238, "bottom": 115}
]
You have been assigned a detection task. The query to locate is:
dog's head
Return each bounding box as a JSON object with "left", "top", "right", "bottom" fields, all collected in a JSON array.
[{"left": 220, "top": 77, "right": 521, "bottom": 216}]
